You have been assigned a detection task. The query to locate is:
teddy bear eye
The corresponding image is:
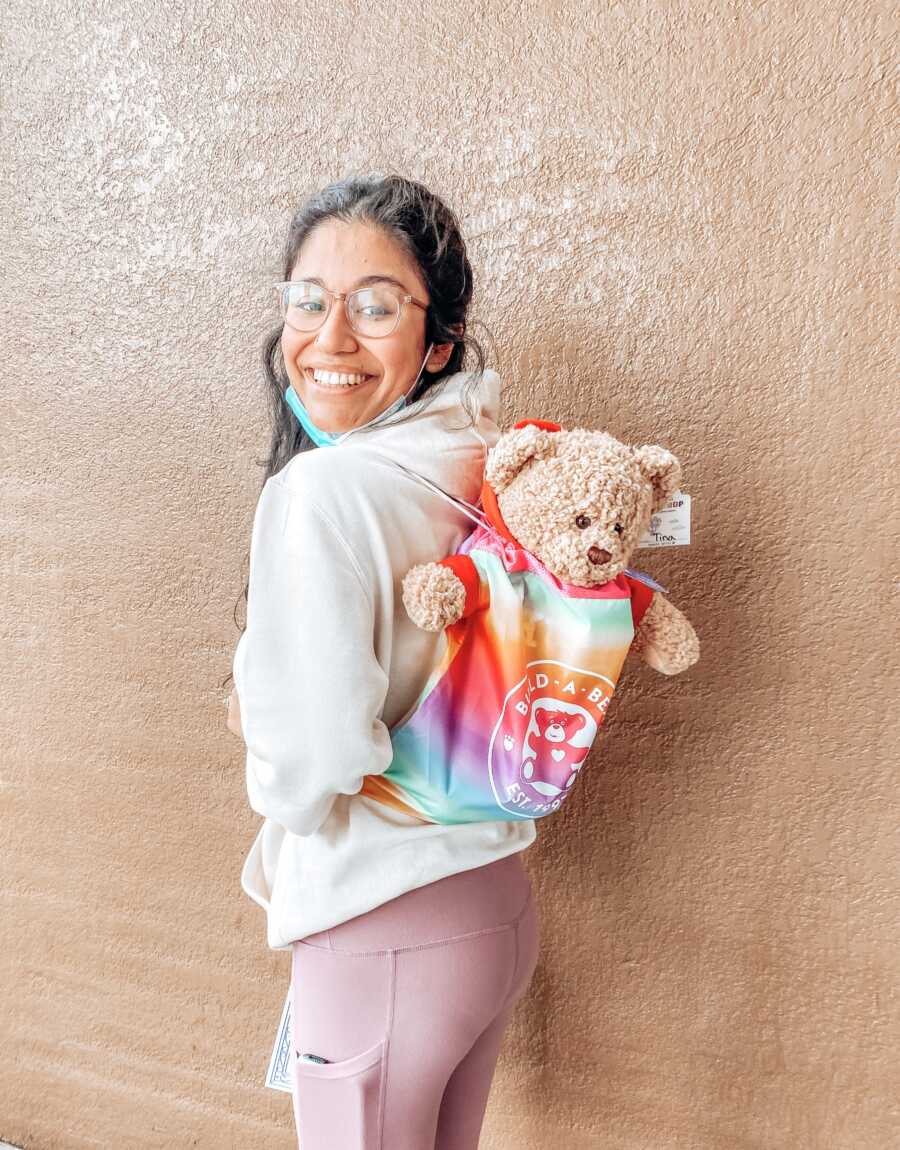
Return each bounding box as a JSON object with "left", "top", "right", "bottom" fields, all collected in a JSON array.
[
  {"left": 614, "top": 523, "right": 623, "bottom": 535},
  {"left": 575, "top": 514, "right": 591, "bottom": 529}
]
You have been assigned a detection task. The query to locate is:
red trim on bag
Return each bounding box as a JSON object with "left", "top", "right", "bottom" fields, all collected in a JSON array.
[
  {"left": 512, "top": 418, "right": 563, "bottom": 432},
  {"left": 477, "top": 482, "right": 521, "bottom": 547},
  {"left": 439, "top": 555, "right": 484, "bottom": 616},
  {"left": 623, "top": 575, "right": 655, "bottom": 629}
]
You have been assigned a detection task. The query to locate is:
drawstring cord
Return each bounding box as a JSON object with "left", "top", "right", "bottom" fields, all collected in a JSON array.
[
  {"left": 376, "top": 456, "right": 668, "bottom": 594},
  {"left": 379, "top": 457, "right": 492, "bottom": 533}
]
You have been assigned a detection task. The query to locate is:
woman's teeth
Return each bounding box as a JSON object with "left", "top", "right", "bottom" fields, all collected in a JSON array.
[{"left": 311, "top": 369, "right": 371, "bottom": 388}]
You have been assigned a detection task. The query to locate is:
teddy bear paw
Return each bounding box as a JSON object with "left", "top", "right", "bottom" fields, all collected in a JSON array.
[{"left": 402, "top": 563, "right": 467, "bottom": 631}]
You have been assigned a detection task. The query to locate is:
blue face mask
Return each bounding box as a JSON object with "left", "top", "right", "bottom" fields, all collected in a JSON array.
[{"left": 284, "top": 342, "right": 435, "bottom": 447}]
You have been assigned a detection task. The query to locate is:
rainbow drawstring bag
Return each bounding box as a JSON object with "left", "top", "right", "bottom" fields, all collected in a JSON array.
[{"left": 357, "top": 423, "right": 666, "bottom": 826}]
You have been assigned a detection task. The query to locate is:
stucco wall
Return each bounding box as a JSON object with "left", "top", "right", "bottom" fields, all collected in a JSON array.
[{"left": 2, "top": 2, "right": 896, "bottom": 1147}]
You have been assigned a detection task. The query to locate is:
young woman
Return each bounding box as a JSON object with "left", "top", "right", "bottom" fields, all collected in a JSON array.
[{"left": 225, "top": 175, "right": 540, "bottom": 1150}]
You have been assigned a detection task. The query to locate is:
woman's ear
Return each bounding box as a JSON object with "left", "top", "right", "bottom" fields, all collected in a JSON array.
[
  {"left": 427, "top": 342, "right": 454, "bottom": 371},
  {"left": 427, "top": 323, "right": 464, "bottom": 371}
]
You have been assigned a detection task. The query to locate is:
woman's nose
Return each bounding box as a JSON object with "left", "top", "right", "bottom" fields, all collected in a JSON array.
[{"left": 313, "top": 301, "right": 357, "bottom": 351}]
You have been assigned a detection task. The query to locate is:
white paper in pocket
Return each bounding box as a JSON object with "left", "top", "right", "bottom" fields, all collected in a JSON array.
[{"left": 265, "top": 983, "right": 293, "bottom": 1093}]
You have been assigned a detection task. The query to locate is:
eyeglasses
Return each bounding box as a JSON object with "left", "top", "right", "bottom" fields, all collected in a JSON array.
[{"left": 273, "top": 279, "right": 429, "bottom": 338}]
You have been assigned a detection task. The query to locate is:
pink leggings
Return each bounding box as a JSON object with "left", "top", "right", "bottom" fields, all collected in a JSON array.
[{"left": 289, "top": 851, "right": 540, "bottom": 1150}]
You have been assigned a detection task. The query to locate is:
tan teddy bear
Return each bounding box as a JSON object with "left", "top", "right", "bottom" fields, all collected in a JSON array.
[{"left": 402, "top": 420, "right": 699, "bottom": 676}]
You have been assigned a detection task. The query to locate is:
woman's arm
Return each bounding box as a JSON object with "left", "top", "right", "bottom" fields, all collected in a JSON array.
[
  {"left": 226, "top": 685, "right": 242, "bottom": 738},
  {"left": 233, "top": 476, "right": 394, "bottom": 838}
]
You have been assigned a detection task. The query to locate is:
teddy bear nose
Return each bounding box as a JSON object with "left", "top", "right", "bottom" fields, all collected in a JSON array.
[{"left": 588, "top": 546, "right": 612, "bottom": 565}]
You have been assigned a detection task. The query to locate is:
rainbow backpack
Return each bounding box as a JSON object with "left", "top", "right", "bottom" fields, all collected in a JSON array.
[{"left": 357, "top": 420, "right": 665, "bottom": 826}]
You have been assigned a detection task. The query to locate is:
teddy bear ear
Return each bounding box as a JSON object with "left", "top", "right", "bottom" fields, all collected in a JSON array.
[
  {"left": 633, "top": 445, "right": 682, "bottom": 512},
  {"left": 485, "top": 424, "right": 559, "bottom": 493}
]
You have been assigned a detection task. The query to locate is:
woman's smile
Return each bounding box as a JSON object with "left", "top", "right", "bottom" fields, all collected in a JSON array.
[{"left": 303, "top": 366, "right": 379, "bottom": 392}]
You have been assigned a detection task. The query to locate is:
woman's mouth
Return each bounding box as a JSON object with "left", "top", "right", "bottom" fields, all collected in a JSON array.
[{"left": 305, "top": 367, "right": 376, "bottom": 391}]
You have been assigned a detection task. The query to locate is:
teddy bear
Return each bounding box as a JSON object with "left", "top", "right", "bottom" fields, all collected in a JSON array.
[{"left": 401, "top": 420, "right": 699, "bottom": 676}]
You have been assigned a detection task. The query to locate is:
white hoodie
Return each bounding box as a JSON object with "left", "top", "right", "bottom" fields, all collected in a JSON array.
[{"left": 233, "top": 369, "right": 537, "bottom": 950}]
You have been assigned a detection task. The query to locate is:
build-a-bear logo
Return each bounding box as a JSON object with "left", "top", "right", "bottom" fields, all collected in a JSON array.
[
  {"left": 523, "top": 710, "right": 591, "bottom": 791},
  {"left": 488, "top": 660, "right": 616, "bottom": 817}
]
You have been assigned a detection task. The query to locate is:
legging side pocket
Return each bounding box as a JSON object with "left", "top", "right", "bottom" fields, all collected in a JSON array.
[{"left": 293, "top": 1038, "right": 386, "bottom": 1149}]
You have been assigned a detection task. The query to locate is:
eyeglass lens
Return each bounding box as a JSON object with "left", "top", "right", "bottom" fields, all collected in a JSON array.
[{"left": 280, "top": 281, "right": 402, "bottom": 337}]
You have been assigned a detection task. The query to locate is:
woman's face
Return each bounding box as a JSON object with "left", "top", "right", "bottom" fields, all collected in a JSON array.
[{"left": 281, "top": 219, "right": 452, "bottom": 434}]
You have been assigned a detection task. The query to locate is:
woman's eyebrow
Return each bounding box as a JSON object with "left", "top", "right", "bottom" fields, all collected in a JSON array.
[{"left": 301, "top": 273, "right": 410, "bottom": 291}]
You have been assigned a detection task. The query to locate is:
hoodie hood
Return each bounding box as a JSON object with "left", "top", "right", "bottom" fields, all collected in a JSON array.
[{"left": 335, "top": 369, "right": 503, "bottom": 510}]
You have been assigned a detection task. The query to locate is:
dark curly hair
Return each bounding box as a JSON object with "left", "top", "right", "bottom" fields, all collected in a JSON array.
[{"left": 222, "top": 173, "right": 494, "bottom": 690}]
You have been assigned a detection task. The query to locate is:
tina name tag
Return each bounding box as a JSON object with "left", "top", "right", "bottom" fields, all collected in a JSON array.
[{"left": 636, "top": 491, "right": 691, "bottom": 548}]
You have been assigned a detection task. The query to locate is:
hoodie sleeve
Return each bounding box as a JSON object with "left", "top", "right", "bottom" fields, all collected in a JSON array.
[{"left": 232, "top": 476, "right": 394, "bottom": 838}]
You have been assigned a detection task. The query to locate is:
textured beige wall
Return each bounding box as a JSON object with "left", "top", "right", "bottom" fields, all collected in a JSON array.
[{"left": 2, "top": 2, "right": 896, "bottom": 1147}]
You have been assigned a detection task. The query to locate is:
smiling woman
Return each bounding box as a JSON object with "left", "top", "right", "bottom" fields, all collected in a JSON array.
[
  {"left": 223, "top": 176, "right": 491, "bottom": 680},
  {"left": 278, "top": 222, "right": 447, "bottom": 437},
  {"left": 225, "top": 174, "right": 540, "bottom": 1150}
]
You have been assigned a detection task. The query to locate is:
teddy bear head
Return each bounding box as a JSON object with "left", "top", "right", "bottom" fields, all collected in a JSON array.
[{"left": 483, "top": 421, "right": 682, "bottom": 587}]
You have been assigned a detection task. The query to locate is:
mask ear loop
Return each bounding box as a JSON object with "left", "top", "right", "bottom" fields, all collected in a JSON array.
[
  {"left": 404, "top": 340, "right": 435, "bottom": 405},
  {"left": 335, "top": 341, "right": 435, "bottom": 444}
]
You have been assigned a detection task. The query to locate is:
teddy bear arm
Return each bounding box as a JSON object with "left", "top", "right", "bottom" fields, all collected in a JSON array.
[
  {"left": 631, "top": 593, "right": 700, "bottom": 675},
  {"left": 401, "top": 555, "right": 485, "bottom": 632}
]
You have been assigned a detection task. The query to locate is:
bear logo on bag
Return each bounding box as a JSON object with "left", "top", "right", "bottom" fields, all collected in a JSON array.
[{"left": 489, "top": 660, "right": 611, "bottom": 815}]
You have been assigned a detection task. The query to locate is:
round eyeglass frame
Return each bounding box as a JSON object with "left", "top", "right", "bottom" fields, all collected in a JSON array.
[{"left": 273, "top": 279, "right": 429, "bottom": 338}]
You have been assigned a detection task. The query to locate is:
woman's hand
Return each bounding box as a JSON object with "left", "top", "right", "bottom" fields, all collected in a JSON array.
[{"left": 226, "top": 685, "right": 243, "bottom": 738}]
